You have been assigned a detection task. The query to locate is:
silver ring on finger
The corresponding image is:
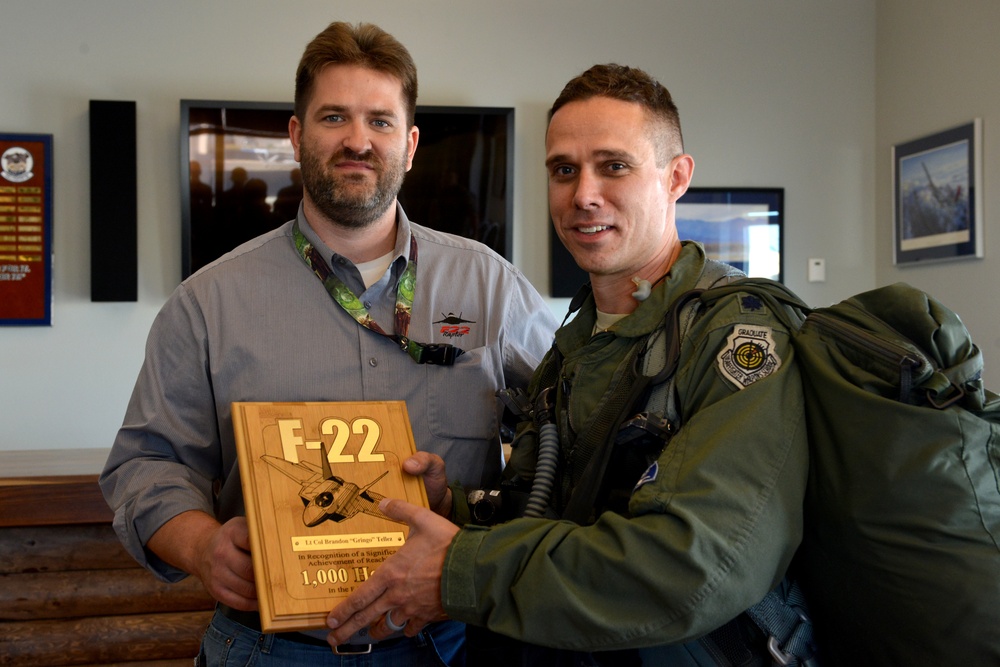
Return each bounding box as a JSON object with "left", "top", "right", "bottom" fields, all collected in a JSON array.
[{"left": 385, "top": 608, "right": 408, "bottom": 632}]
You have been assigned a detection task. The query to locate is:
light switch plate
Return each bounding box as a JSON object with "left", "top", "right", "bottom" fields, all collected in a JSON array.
[{"left": 808, "top": 258, "right": 826, "bottom": 283}]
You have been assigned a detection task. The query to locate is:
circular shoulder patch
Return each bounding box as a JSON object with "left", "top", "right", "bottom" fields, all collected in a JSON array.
[{"left": 717, "top": 325, "right": 781, "bottom": 389}]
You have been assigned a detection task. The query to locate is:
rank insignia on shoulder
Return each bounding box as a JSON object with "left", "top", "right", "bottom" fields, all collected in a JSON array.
[
  {"left": 739, "top": 294, "right": 765, "bottom": 313},
  {"left": 717, "top": 325, "right": 781, "bottom": 389}
]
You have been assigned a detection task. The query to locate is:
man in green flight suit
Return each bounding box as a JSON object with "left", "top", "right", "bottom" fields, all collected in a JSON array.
[{"left": 326, "top": 63, "right": 809, "bottom": 665}]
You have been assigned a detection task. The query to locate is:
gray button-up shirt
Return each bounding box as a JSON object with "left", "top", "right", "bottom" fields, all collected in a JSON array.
[{"left": 100, "top": 204, "right": 557, "bottom": 580}]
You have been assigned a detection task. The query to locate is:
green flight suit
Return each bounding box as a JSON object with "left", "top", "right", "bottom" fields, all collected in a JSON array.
[{"left": 442, "top": 242, "right": 808, "bottom": 657}]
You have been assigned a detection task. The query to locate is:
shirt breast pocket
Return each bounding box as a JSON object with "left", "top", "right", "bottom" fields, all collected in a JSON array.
[{"left": 424, "top": 345, "right": 500, "bottom": 440}]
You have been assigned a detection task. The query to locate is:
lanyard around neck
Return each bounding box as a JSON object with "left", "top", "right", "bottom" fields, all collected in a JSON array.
[{"left": 292, "top": 221, "right": 463, "bottom": 366}]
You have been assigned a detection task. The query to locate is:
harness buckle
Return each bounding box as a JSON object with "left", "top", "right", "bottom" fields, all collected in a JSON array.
[
  {"left": 617, "top": 411, "right": 674, "bottom": 444},
  {"left": 767, "top": 636, "right": 794, "bottom": 666},
  {"left": 498, "top": 387, "right": 533, "bottom": 420}
]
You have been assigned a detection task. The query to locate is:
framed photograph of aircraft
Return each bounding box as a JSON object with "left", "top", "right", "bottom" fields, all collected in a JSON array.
[
  {"left": 233, "top": 400, "right": 429, "bottom": 632},
  {"left": 893, "top": 119, "right": 983, "bottom": 265}
]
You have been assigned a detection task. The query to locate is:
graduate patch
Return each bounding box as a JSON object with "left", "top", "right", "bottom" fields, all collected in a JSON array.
[{"left": 717, "top": 325, "right": 781, "bottom": 389}]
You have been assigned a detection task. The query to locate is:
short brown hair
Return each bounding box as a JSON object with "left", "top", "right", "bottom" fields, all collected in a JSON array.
[
  {"left": 294, "top": 22, "right": 418, "bottom": 126},
  {"left": 549, "top": 64, "right": 683, "bottom": 164}
]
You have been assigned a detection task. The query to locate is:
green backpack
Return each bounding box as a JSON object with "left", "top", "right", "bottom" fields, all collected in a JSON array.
[{"left": 697, "top": 279, "right": 1000, "bottom": 666}]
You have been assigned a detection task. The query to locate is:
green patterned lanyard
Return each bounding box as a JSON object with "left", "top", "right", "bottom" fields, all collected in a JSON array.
[{"left": 292, "top": 221, "right": 463, "bottom": 365}]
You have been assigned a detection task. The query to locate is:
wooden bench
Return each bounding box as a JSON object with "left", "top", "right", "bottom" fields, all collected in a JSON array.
[{"left": 0, "top": 474, "right": 215, "bottom": 666}]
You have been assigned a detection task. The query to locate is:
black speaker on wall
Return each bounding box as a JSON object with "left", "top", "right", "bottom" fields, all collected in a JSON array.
[{"left": 90, "top": 100, "right": 138, "bottom": 302}]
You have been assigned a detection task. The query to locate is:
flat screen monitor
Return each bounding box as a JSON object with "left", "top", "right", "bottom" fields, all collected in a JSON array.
[
  {"left": 549, "top": 187, "right": 784, "bottom": 297},
  {"left": 180, "top": 100, "right": 514, "bottom": 278},
  {"left": 676, "top": 187, "right": 784, "bottom": 283}
]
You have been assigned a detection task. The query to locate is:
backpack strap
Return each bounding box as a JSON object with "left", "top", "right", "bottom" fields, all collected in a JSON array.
[
  {"left": 642, "top": 260, "right": 745, "bottom": 421},
  {"left": 648, "top": 274, "right": 818, "bottom": 666}
]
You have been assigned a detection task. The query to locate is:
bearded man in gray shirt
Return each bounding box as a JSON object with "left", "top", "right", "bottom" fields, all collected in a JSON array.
[{"left": 100, "top": 21, "right": 556, "bottom": 666}]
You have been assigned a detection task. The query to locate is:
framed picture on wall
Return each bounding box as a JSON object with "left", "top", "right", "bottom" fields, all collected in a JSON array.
[
  {"left": 0, "top": 133, "right": 53, "bottom": 326},
  {"left": 676, "top": 187, "right": 784, "bottom": 283},
  {"left": 893, "top": 119, "right": 983, "bottom": 265}
]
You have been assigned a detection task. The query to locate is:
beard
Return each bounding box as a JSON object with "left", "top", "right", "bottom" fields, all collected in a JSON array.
[{"left": 299, "top": 143, "right": 407, "bottom": 229}]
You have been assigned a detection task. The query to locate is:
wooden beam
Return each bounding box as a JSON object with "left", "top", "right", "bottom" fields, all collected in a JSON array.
[
  {"left": 0, "top": 475, "right": 113, "bottom": 527},
  {"left": 0, "top": 611, "right": 212, "bottom": 666},
  {"left": 75, "top": 661, "right": 194, "bottom": 667},
  {"left": 75, "top": 661, "right": 193, "bottom": 667},
  {"left": 1, "top": 568, "right": 214, "bottom": 621},
  {"left": 0, "top": 524, "right": 136, "bottom": 574}
]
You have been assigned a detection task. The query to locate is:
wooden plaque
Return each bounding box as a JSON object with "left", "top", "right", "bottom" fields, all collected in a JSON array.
[
  {"left": 0, "top": 133, "right": 54, "bottom": 326},
  {"left": 232, "top": 401, "right": 428, "bottom": 632}
]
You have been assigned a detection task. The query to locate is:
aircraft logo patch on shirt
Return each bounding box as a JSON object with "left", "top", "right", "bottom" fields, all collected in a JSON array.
[
  {"left": 717, "top": 325, "right": 781, "bottom": 389},
  {"left": 434, "top": 312, "right": 476, "bottom": 339}
]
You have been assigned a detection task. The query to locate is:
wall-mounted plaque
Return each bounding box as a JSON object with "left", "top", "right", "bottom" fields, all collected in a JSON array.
[
  {"left": 0, "top": 133, "right": 53, "bottom": 326},
  {"left": 233, "top": 400, "right": 428, "bottom": 632}
]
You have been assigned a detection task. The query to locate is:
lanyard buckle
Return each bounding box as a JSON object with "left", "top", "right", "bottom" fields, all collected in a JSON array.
[{"left": 404, "top": 339, "right": 463, "bottom": 365}]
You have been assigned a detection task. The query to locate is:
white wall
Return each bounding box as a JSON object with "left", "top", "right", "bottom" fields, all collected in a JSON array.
[
  {"left": 876, "top": 0, "right": 1000, "bottom": 382},
  {"left": 0, "top": 0, "right": 876, "bottom": 458}
]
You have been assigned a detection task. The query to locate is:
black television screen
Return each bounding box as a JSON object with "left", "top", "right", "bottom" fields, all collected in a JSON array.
[{"left": 180, "top": 100, "right": 514, "bottom": 278}]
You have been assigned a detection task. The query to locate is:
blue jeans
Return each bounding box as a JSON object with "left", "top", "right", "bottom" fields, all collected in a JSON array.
[{"left": 198, "top": 608, "right": 465, "bottom": 666}]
